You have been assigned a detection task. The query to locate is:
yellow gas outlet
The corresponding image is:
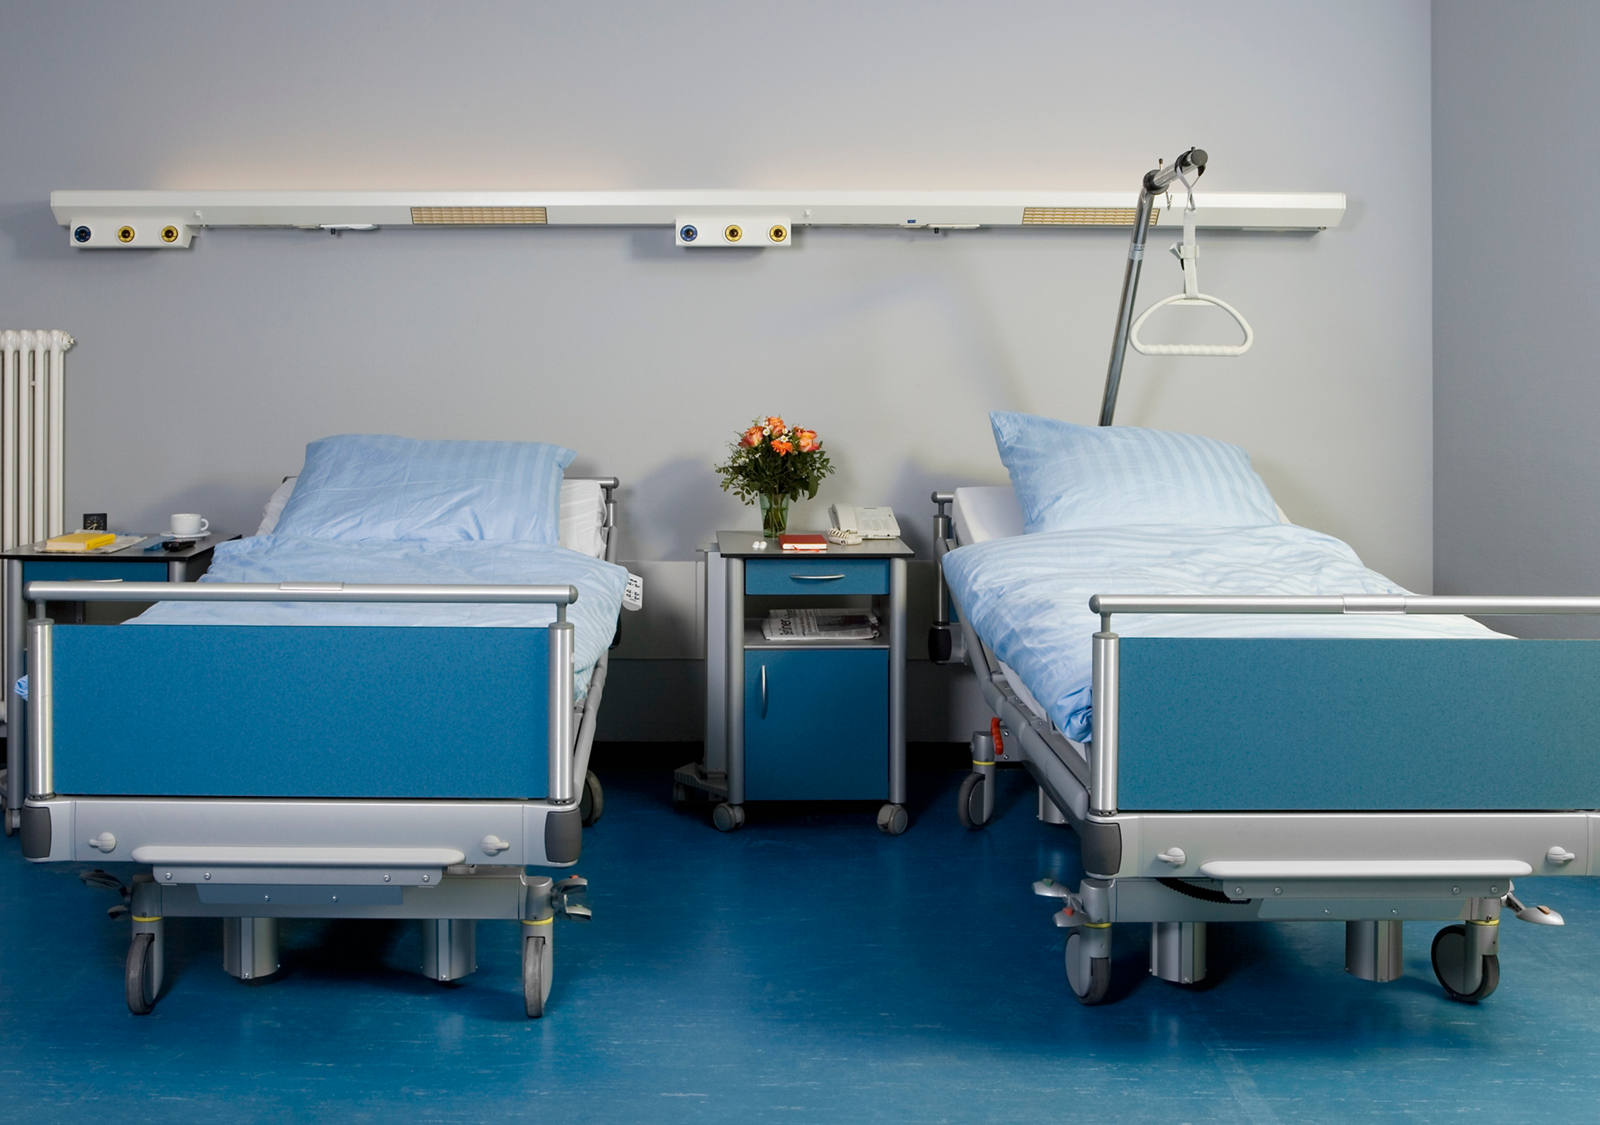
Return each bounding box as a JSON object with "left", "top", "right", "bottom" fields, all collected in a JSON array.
[
  {"left": 768, "top": 225, "right": 788, "bottom": 243},
  {"left": 723, "top": 224, "right": 743, "bottom": 243},
  {"left": 160, "top": 225, "right": 180, "bottom": 243},
  {"left": 117, "top": 226, "right": 136, "bottom": 243}
]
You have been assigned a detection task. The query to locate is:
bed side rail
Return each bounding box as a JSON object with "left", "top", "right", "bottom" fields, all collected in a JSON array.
[
  {"left": 1088, "top": 594, "right": 1600, "bottom": 822},
  {"left": 25, "top": 581, "right": 582, "bottom": 809},
  {"left": 928, "top": 491, "right": 965, "bottom": 665},
  {"left": 1090, "top": 593, "right": 1600, "bottom": 621}
]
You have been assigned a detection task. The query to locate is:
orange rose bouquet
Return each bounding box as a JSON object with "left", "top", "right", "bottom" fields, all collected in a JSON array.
[{"left": 715, "top": 415, "right": 835, "bottom": 537}]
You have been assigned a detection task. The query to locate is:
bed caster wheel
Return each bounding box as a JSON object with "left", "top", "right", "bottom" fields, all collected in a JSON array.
[
  {"left": 1431, "top": 924, "right": 1500, "bottom": 1003},
  {"left": 1064, "top": 930, "right": 1112, "bottom": 1006},
  {"left": 125, "top": 932, "right": 159, "bottom": 1015},
  {"left": 672, "top": 782, "right": 688, "bottom": 805},
  {"left": 876, "top": 803, "right": 909, "bottom": 836},
  {"left": 957, "top": 771, "right": 990, "bottom": 830},
  {"left": 579, "top": 770, "right": 604, "bottom": 827},
  {"left": 523, "top": 932, "right": 553, "bottom": 1019},
  {"left": 712, "top": 802, "right": 745, "bottom": 832}
]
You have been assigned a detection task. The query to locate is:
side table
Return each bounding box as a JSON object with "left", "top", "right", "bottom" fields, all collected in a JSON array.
[{"left": 676, "top": 531, "right": 914, "bottom": 833}]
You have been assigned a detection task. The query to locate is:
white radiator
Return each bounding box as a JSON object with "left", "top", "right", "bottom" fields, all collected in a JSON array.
[{"left": 1, "top": 330, "right": 73, "bottom": 550}]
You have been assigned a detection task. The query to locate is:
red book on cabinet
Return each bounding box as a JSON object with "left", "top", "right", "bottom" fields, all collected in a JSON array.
[{"left": 778, "top": 533, "right": 828, "bottom": 551}]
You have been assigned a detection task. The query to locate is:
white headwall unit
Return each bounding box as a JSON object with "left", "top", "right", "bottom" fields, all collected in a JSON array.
[{"left": 0, "top": 0, "right": 1434, "bottom": 738}]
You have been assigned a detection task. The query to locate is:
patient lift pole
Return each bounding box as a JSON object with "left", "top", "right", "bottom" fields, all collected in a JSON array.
[{"left": 1098, "top": 146, "right": 1207, "bottom": 426}]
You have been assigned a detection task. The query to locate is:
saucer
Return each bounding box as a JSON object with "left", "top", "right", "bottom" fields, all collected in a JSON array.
[{"left": 164, "top": 530, "right": 209, "bottom": 541}]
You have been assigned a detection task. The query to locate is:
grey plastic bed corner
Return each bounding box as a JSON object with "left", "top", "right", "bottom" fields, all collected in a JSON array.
[
  {"left": 930, "top": 486, "right": 1599, "bottom": 1006},
  {"left": 21, "top": 476, "right": 622, "bottom": 1019}
]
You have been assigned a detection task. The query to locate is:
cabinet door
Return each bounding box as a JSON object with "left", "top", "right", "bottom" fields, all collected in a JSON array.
[{"left": 743, "top": 648, "right": 888, "bottom": 801}]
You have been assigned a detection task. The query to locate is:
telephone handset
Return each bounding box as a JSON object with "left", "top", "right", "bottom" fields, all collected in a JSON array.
[{"left": 828, "top": 504, "right": 902, "bottom": 540}]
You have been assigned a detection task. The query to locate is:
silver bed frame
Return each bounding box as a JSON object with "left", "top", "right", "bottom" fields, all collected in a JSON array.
[
  {"left": 931, "top": 492, "right": 1598, "bottom": 1005},
  {"left": 20, "top": 479, "right": 620, "bottom": 1018}
]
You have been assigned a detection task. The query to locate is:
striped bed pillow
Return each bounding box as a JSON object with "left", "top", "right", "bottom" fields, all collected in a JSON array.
[{"left": 989, "top": 411, "right": 1279, "bottom": 533}]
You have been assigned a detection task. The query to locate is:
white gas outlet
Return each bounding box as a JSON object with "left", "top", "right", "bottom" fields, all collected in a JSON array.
[{"left": 68, "top": 219, "right": 193, "bottom": 249}]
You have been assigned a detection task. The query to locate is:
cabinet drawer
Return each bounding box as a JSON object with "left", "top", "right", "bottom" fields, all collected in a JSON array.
[
  {"left": 744, "top": 557, "right": 888, "bottom": 597},
  {"left": 24, "top": 560, "right": 171, "bottom": 584}
]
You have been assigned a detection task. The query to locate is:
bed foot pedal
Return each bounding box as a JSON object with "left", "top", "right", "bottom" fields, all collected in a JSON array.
[{"left": 1505, "top": 888, "right": 1564, "bottom": 926}]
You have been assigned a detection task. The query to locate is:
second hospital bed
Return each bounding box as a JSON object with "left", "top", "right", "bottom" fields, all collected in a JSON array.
[
  {"left": 19, "top": 435, "right": 627, "bottom": 1018},
  {"left": 931, "top": 413, "right": 1600, "bottom": 1005}
]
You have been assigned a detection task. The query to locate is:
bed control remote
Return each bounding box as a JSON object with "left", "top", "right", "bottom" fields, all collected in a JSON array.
[{"left": 623, "top": 572, "right": 644, "bottom": 611}]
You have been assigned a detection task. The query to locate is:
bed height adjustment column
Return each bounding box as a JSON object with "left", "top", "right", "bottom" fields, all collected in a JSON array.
[
  {"left": 1089, "top": 626, "right": 1118, "bottom": 817},
  {"left": 547, "top": 608, "right": 575, "bottom": 805}
]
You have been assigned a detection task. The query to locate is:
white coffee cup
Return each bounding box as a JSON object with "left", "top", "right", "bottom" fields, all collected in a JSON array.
[{"left": 170, "top": 513, "right": 209, "bottom": 537}]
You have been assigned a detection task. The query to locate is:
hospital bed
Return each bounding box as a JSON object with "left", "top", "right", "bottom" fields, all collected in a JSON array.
[
  {"left": 19, "top": 435, "right": 627, "bottom": 1018},
  {"left": 931, "top": 414, "right": 1600, "bottom": 1005}
]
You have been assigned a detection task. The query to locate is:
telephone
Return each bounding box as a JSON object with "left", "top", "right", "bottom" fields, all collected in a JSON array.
[{"left": 828, "top": 504, "right": 902, "bottom": 540}]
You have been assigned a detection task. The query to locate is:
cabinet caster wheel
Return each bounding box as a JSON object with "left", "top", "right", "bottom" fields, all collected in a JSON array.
[
  {"left": 712, "top": 803, "right": 745, "bottom": 832},
  {"left": 1431, "top": 924, "right": 1500, "bottom": 1003},
  {"left": 579, "top": 770, "right": 604, "bottom": 827},
  {"left": 523, "top": 932, "right": 552, "bottom": 1019},
  {"left": 126, "top": 932, "right": 158, "bottom": 1015},
  {"left": 1064, "top": 930, "right": 1112, "bottom": 1006},
  {"left": 876, "top": 803, "right": 909, "bottom": 836},
  {"left": 957, "top": 771, "right": 989, "bottom": 829}
]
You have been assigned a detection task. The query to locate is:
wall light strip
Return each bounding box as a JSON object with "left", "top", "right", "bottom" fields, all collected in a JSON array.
[{"left": 410, "top": 206, "right": 548, "bottom": 225}]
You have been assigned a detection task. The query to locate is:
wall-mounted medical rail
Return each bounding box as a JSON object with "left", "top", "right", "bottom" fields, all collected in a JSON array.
[
  {"left": 25, "top": 580, "right": 581, "bottom": 805},
  {"left": 50, "top": 188, "right": 1345, "bottom": 250}
]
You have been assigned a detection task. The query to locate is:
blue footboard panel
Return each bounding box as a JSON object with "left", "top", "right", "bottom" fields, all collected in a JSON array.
[
  {"left": 1116, "top": 637, "right": 1600, "bottom": 812},
  {"left": 48, "top": 625, "right": 552, "bottom": 799}
]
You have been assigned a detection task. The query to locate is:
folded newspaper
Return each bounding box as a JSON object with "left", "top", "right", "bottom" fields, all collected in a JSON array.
[{"left": 762, "top": 608, "right": 880, "bottom": 642}]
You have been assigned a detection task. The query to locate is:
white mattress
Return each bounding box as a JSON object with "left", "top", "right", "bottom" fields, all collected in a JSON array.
[{"left": 949, "top": 486, "right": 1053, "bottom": 724}]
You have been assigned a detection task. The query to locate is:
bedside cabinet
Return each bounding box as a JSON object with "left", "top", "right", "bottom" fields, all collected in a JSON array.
[{"left": 676, "top": 531, "right": 914, "bottom": 833}]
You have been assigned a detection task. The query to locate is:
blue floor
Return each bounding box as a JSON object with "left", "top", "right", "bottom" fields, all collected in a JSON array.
[{"left": 3, "top": 752, "right": 1598, "bottom": 1123}]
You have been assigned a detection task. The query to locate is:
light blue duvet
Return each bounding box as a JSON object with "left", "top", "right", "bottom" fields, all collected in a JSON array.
[
  {"left": 131, "top": 535, "right": 628, "bottom": 698},
  {"left": 942, "top": 523, "right": 1499, "bottom": 742}
]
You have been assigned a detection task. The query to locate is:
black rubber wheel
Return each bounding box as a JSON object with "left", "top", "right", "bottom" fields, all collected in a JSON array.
[
  {"left": 712, "top": 803, "right": 745, "bottom": 832},
  {"left": 876, "top": 803, "right": 909, "bottom": 836},
  {"left": 1065, "top": 931, "right": 1112, "bottom": 1006},
  {"left": 125, "top": 932, "right": 157, "bottom": 1015},
  {"left": 1431, "top": 924, "right": 1500, "bottom": 1003},
  {"left": 579, "top": 771, "right": 604, "bottom": 827},
  {"left": 957, "top": 771, "right": 989, "bottom": 830},
  {"left": 523, "top": 933, "right": 549, "bottom": 1019}
]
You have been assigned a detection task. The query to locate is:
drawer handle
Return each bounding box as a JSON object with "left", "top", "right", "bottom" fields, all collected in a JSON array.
[
  {"left": 760, "top": 663, "right": 768, "bottom": 718},
  {"left": 790, "top": 573, "right": 846, "bottom": 581}
]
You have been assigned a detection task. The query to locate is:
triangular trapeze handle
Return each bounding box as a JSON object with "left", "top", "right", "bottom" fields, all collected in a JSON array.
[
  {"left": 1129, "top": 291, "right": 1254, "bottom": 356},
  {"left": 1128, "top": 173, "right": 1254, "bottom": 357}
]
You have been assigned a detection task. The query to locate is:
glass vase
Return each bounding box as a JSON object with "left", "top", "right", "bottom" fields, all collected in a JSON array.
[{"left": 759, "top": 493, "right": 790, "bottom": 538}]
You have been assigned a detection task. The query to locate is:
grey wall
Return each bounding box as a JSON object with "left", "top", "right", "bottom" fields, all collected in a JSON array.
[
  {"left": 2, "top": 0, "right": 1435, "bottom": 735},
  {"left": 1433, "top": 2, "right": 1600, "bottom": 637}
]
